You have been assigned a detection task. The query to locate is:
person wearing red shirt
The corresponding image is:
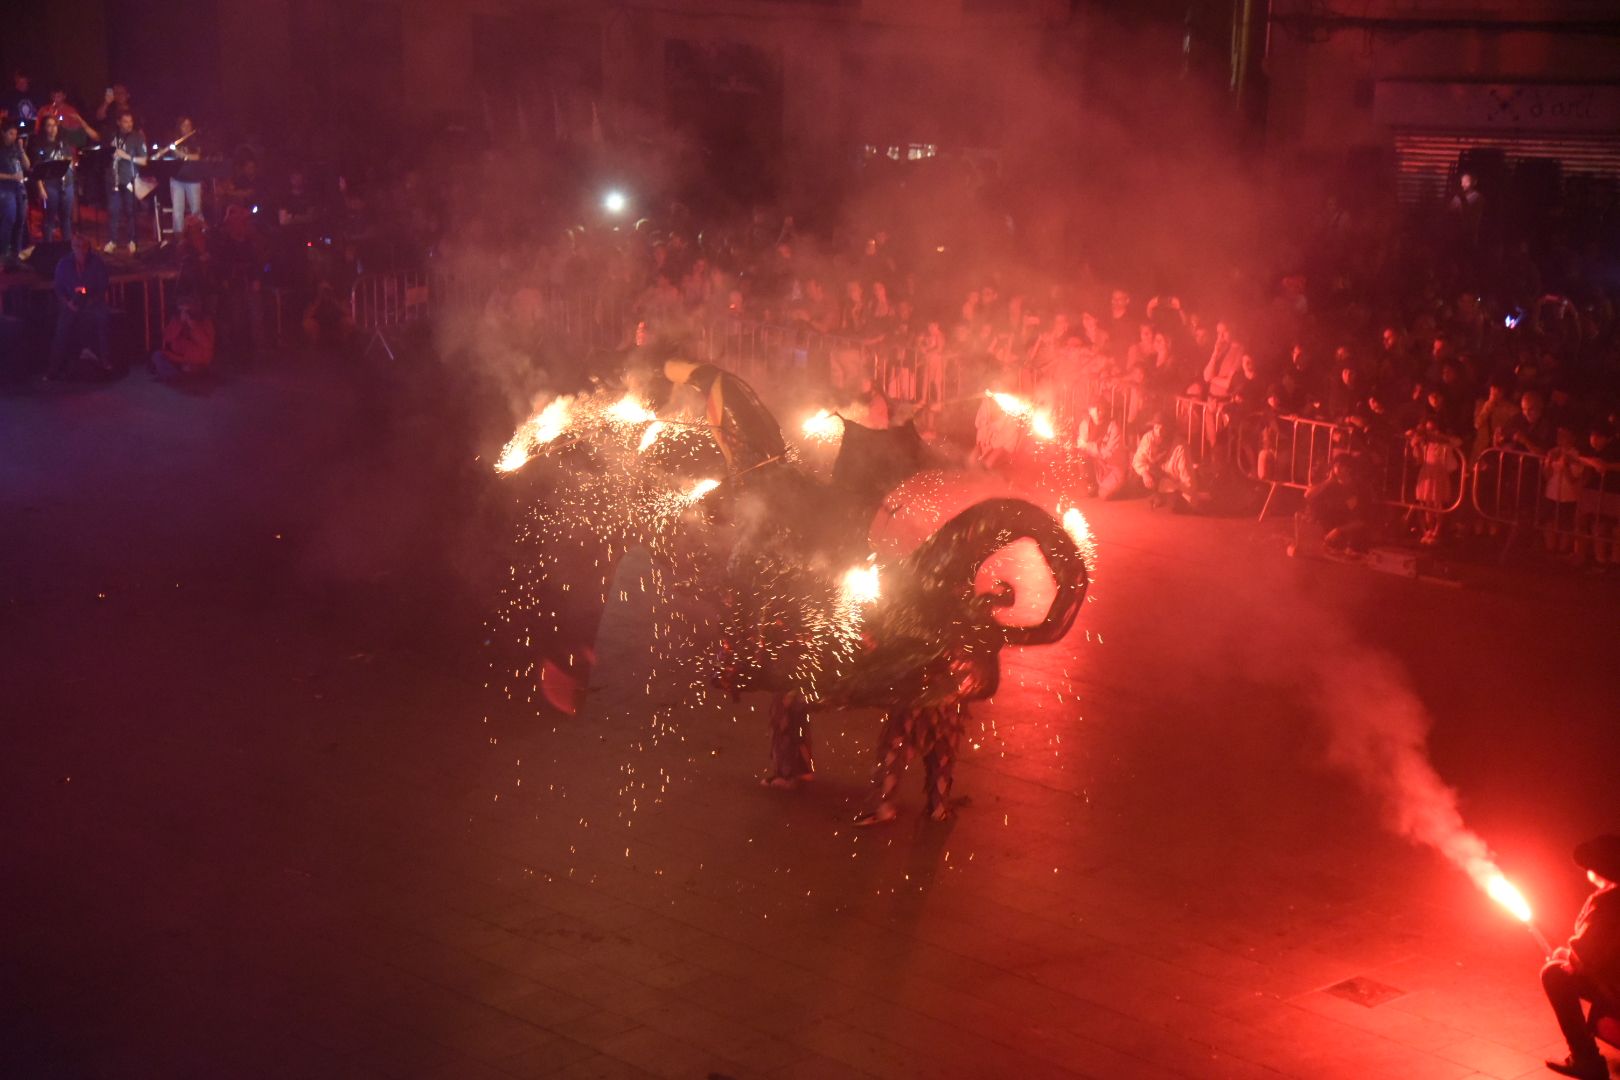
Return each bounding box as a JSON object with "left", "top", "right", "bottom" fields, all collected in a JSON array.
[
  {"left": 149, "top": 297, "right": 215, "bottom": 381},
  {"left": 39, "top": 87, "right": 100, "bottom": 147}
]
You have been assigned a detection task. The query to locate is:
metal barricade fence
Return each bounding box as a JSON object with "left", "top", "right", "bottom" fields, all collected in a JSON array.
[
  {"left": 1239, "top": 413, "right": 1346, "bottom": 521},
  {"left": 349, "top": 270, "right": 432, "bottom": 334},
  {"left": 1368, "top": 432, "right": 1468, "bottom": 516},
  {"left": 1173, "top": 395, "right": 1227, "bottom": 467},
  {"left": 1471, "top": 446, "right": 1620, "bottom": 554}
]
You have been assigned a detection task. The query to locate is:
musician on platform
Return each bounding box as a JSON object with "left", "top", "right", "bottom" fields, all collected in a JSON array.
[
  {"left": 0, "top": 122, "right": 29, "bottom": 264},
  {"left": 40, "top": 87, "right": 99, "bottom": 148},
  {"left": 165, "top": 116, "right": 204, "bottom": 236},
  {"left": 32, "top": 113, "right": 77, "bottom": 243},
  {"left": 1, "top": 71, "right": 40, "bottom": 137},
  {"left": 105, "top": 112, "right": 148, "bottom": 255}
]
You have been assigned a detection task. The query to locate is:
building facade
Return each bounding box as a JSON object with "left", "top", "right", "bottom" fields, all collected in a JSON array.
[{"left": 1264, "top": 1, "right": 1620, "bottom": 203}]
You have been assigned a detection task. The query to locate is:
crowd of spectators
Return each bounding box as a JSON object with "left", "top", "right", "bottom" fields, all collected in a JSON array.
[
  {"left": 449, "top": 163, "right": 1619, "bottom": 566},
  {"left": 11, "top": 62, "right": 1620, "bottom": 566}
]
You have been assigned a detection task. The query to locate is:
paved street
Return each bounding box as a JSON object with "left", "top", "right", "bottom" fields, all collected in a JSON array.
[{"left": 4, "top": 362, "right": 1618, "bottom": 1079}]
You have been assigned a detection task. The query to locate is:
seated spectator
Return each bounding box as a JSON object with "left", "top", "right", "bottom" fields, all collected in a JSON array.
[
  {"left": 1075, "top": 402, "right": 1125, "bottom": 499},
  {"left": 149, "top": 296, "right": 215, "bottom": 381},
  {"left": 1293, "top": 454, "right": 1374, "bottom": 556},
  {"left": 43, "top": 234, "right": 111, "bottom": 382},
  {"left": 1133, "top": 413, "right": 1195, "bottom": 509}
]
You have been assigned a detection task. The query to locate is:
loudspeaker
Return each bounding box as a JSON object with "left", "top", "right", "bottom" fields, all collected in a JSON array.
[{"left": 25, "top": 241, "right": 71, "bottom": 271}]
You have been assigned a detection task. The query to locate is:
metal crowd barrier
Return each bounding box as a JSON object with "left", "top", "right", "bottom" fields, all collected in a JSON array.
[
  {"left": 349, "top": 270, "right": 432, "bottom": 335},
  {"left": 1471, "top": 446, "right": 1620, "bottom": 555},
  {"left": 1173, "top": 395, "right": 1228, "bottom": 467},
  {"left": 1237, "top": 412, "right": 1471, "bottom": 523}
]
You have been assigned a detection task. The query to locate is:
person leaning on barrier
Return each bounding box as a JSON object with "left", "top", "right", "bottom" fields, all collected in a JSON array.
[
  {"left": 1541, "top": 835, "right": 1620, "bottom": 1080},
  {"left": 1292, "top": 453, "right": 1373, "bottom": 556},
  {"left": 1573, "top": 422, "right": 1620, "bottom": 568}
]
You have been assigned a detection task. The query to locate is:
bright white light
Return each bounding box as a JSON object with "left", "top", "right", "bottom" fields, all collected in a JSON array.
[
  {"left": 685, "top": 478, "right": 720, "bottom": 502},
  {"left": 1061, "top": 506, "right": 1091, "bottom": 546},
  {"left": 1486, "top": 872, "right": 1533, "bottom": 923},
  {"left": 605, "top": 393, "right": 655, "bottom": 426},
  {"left": 603, "top": 190, "right": 628, "bottom": 215},
  {"left": 841, "top": 563, "right": 881, "bottom": 606},
  {"left": 1031, "top": 408, "right": 1057, "bottom": 441},
  {"left": 637, "top": 421, "right": 666, "bottom": 453},
  {"left": 988, "top": 391, "right": 1031, "bottom": 418},
  {"left": 802, "top": 409, "right": 843, "bottom": 442}
]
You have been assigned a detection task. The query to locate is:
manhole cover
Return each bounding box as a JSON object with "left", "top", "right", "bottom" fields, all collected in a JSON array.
[{"left": 1324, "top": 976, "right": 1406, "bottom": 1008}]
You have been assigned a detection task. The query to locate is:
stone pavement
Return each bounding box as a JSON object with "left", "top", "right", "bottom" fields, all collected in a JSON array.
[{"left": 4, "top": 365, "right": 1618, "bottom": 1079}]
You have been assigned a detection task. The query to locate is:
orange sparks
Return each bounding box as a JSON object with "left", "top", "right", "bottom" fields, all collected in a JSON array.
[
  {"left": 605, "top": 393, "right": 656, "bottom": 426},
  {"left": 496, "top": 396, "right": 573, "bottom": 473},
  {"left": 637, "top": 421, "right": 666, "bottom": 453},
  {"left": 685, "top": 478, "right": 721, "bottom": 502}
]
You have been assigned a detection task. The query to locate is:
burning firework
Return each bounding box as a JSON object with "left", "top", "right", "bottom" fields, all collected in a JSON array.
[
  {"left": 497, "top": 396, "right": 573, "bottom": 473},
  {"left": 1031, "top": 408, "right": 1057, "bottom": 441},
  {"left": 840, "top": 562, "right": 882, "bottom": 606},
  {"left": 1481, "top": 869, "right": 1553, "bottom": 954},
  {"left": 987, "top": 391, "right": 1032, "bottom": 418},
  {"left": 637, "top": 421, "right": 667, "bottom": 453},
  {"left": 1060, "top": 506, "right": 1091, "bottom": 546},
  {"left": 684, "top": 478, "right": 721, "bottom": 502},
  {"left": 605, "top": 393, "right": 657, "bottom": 427},
  {"left": 802, "top": 409, "right": 843, "bottom": 443}
]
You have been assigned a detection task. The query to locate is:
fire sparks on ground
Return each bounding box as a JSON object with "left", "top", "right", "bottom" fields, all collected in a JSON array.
[{"left": 637, "top": 421, "right": 667, "bottom": 453}]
